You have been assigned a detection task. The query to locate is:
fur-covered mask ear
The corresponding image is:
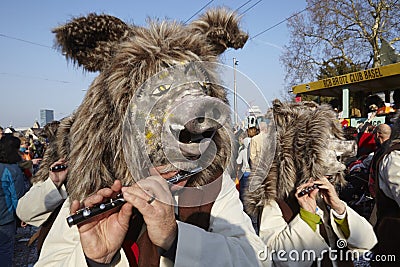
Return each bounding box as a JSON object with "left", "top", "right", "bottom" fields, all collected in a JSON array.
[
  {"left": 52, "top": 8, "right": 248, "bottom": 73},
  {"left": 189, "top": 8, "right": 249, "bottom": 54},
  {"left": 52, "top": 13, "right": 130, "bottom": 72}
]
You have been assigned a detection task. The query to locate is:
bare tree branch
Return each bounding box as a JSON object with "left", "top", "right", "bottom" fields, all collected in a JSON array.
[{"left": 280, "top": 0, "right": 400, "bottom": 98}]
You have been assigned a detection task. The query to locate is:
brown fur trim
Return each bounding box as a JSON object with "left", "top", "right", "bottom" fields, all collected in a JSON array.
[
  {"left": 31, "top": 115, "right": 74, "bottom": 184},
  {"left": 38, "top": 120, "right": 60, "bottom": 141}
]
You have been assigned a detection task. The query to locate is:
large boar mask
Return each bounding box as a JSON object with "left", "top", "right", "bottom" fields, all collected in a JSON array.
[{"left": 45, "top": 8, "right": 248, "bottom": 202}]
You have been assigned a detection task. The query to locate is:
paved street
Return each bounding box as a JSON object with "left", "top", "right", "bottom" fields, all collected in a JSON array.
[{"left": 13, "top": 225, "right": 38, "bottom": 267}]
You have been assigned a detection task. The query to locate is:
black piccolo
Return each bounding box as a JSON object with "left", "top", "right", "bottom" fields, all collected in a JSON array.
[
  {"left": 66, "top": 193, "right": 126, "bottom": 227},
  {"left": 165, "top": 166, "right": 202, "bottom": 184},
  {"left": 49, "top": 164, "right": 68, "bottom": 172},
  {"left": 297, "top": 184, "right": 319, "bottom": 197},
  {"left": 66, "top": 167, "right": 202, "bottom": 227}
]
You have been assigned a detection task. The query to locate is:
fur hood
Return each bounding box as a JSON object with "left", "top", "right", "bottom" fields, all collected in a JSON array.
[
  {"left": 244, "top": 99, "right": 354, "bottom": 216},
  {"left": 35, "top": 8, "right": 248, "bottom": 202}
]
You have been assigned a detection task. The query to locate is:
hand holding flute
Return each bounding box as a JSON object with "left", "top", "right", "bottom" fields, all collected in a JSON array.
[
  {"left": 70, "top": 179, "right": 134, "bottom": 264},
  {"left": 69, "top": 167, "right": 184, "bottom": 264},
  {"left": 67, "top": 167, "right": 201, "bottom": 226},
  {"left": 295, "top": 179, "right": 320, "bottom": 214},
  {"left": 49, "top": 159, "right": 68, "bottom": 189},
  {"left": 295, "top": 176, "right": 346, "bottom": 215},
  {"left": 314, "top": 177, "right": 346, "bottom": 215}
]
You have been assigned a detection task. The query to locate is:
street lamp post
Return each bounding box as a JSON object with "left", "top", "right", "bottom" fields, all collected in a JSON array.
[{"left": 233, "top": 58, "right": 238, "bottom": 127}]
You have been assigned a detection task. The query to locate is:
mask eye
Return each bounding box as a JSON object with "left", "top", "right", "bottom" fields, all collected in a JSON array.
[{"left": 152, "top": 84, "right": 171, "bottom": 96}]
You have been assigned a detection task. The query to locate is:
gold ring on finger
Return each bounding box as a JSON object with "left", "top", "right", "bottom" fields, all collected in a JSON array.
[{"left": 147, "top": 194, "right": 156, "bottom": 204}]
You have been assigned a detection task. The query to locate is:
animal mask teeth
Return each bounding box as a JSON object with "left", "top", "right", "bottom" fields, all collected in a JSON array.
[{"left": 170, "top": 123, "right": 185, "bottom": 131}]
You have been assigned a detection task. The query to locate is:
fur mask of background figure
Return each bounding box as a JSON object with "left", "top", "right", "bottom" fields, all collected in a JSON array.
[{"left": 245, "top": 99, "right": 356, "bottom": 216}]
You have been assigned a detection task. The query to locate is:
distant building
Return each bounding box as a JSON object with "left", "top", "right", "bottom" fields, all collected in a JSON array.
[
  {"left": 24, "top": 127, "right": 41, "bottom": 140},
  {"left": 6, "top": 121, "right": 43, "bottom": 140},
  {"left": 4, "top": 127, "right": 16, "bottom": 134},
  {"left": 40, "top": 109, "right": 54, "bottom": 127}
]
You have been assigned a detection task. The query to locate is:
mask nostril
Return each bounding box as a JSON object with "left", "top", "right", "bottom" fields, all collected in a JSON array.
[
  {"left": 212, "top": 108, "right": 221, "bottom": 120},
  {"left": 202, "top": 130, "right": 216, "bottom": 139},
  {"left": 179, "top": 129, "right": 192, "bottom": 143}
]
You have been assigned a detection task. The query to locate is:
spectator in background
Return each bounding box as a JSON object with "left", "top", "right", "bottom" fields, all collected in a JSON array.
[
  {"left": 372, "top": 120, "right": 400, "bottom": 265},
  {"left": 247, "top": 126, "right": 259, "bottom": 138},
  {"left": 369, "top": 124, "right": 392, "bottom": 198},
  {"left": 343, "top": 126, "right": 357, "bottom": 140},
  {"left": 392, "top": 89, "right": 400, "bottom": 110},
  {"left": 18, "top": 141, "right": 34, "bottom": 186},
  {"left": 357, "top": 123, "right": 377, "bottom": 158},
  {"left": 17, "top": 158, "right": 68, "bottom": 254},
  {"left": 365, "top": 124, "right": 391, "bottom": 228},
  {"left": 20, "top": 139, "right": 32, "bottom": 161},
  {"left": 18, "top": 137, "right": 42, "bottom": 181},
  {"left": 0, "top": 127, "right": 4, "bottom": 139},
  {"left": 249, "top": 122, "right": 267, "bottom": 165},
  {"left": 236, "top": 134, "right": 251, "bottom": 203},
  {"left": 0, "top": 134, "right": 27, "bottom": 267}
]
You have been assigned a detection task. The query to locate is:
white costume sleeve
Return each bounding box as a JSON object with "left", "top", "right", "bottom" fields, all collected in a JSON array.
[
  {"left": 16, "top": 178, "right": 67, "bottom": 227},
  {"left": 36, "top": 175, "right": 268, "bottom": 267},
  {"left": 379, "top": 150, "right": 400, "bottom": 207},
  {"left": 175, "top": 173, "right": 267, "bottom": 267},
  {"left": 258, "top": 200, "right": 327, "bottom": 267},
  {"left": 35, "top": 198, "right": 91, "bottom": 267},
  {"left": 330, "top": 202, "right": 377, "bottom": 252},
  {"left": 259, "top": 200, "right": 377, "bottom": 267}
]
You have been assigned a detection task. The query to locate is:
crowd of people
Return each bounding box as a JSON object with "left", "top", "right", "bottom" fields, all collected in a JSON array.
[
  {"left": 0, "top": 128, "right": 44, "bottom": 266},
  {"left": 2, "top": 7, "right": 399, "bottom": 266},
  {"left": 2, "top": 101, "right": 400, "bottom": 266}
]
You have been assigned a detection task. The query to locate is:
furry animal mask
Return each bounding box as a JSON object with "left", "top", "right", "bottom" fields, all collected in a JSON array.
[
  {"left": 244, "top": 99, "right": 355, "bottom": 216},
  {"left": 36, "top": 8, "right": 248, "bottom": 202}
]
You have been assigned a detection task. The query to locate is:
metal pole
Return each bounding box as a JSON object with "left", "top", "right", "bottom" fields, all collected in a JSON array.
[
  {"left": 342, "top": 88, "right": 349, "bottom": 118},
  {"left": 233, "top": 58, "right": 238, "bottom": 127}
]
